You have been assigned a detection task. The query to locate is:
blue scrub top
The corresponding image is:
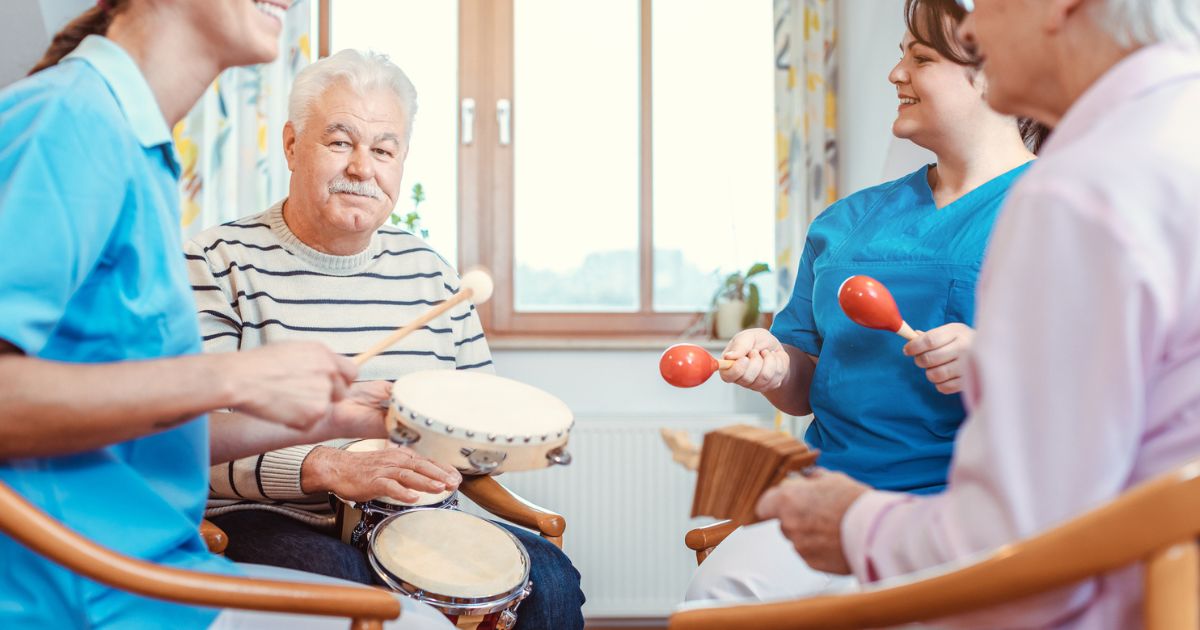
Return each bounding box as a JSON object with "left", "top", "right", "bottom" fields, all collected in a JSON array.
[
  {"left": 772, "top": 163, "right": 1030, "bottom": 494},
  {"left": 0, "top": 36, "right": 237, "bottom": 628}
]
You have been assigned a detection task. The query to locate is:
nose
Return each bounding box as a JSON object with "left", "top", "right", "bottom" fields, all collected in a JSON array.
[
  {"left": 888, "top": 59, "right": 907, "bottom": 86},
  {"left": 345, "top": 145, "right": 375, "bottom": 181}
]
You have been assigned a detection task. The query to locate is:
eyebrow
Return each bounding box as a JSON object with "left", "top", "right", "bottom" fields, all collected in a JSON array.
[
  {"left": 323, "top": 123, "right": 400, "bottom": 146},
  {"left": 323, "top": 123, "right": 359, "bottom": 138},
  {"left": 373, "top": 132, "right": 401, "bottom": 145}
]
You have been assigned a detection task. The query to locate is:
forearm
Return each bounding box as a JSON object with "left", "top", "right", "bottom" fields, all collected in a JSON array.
[
  {"left": 762, "top": 344, "right": 817, "bottom": 416},
  {"left": 208, "top": 410, "right": 335, "bottom": 465},
  {"left": 0, "top": 352, "right": 235, "bottom": 459}
]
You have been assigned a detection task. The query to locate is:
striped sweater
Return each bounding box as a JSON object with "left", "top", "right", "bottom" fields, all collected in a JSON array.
[{"left": 186, "top": 199, "right": 494, "bottom": 524}]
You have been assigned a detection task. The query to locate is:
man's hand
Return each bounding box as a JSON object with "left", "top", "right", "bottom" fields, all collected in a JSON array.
[
  {"left": 903, "top": 323, "right": 975, "bottom": 394},
  {"left": 301, "top": 443, "right": 462, "bottom": 504},
  {"left": 720, "top": 328, "right": 790, "bottom": 393},
  {"left": 755, "top": 469, "right": 870, "bottom": 575},
  {"left": 216, "top": 342, "right": 357, "bottom": 430}
]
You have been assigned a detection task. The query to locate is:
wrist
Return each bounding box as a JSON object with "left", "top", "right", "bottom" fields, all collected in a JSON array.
[
  {"left": 205, "top": 352, "right": 246, "bottom": 411},
  {"left": 300, "top": 445, "right": 337, "bottom": 494}
]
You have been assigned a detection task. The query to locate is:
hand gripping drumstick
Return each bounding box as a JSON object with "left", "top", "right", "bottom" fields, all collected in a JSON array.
[
  {"left": 353, "top": 268, "right": 495, "bottom": 367},
  {"left": 659, "top": 343, "right": 735, "bottom": 388},
  {"left": 837, "top": 275, "right": 919, "bottom": 341}
]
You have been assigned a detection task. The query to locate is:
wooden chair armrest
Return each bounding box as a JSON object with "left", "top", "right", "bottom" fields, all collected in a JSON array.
[
  {"left": 200, "top": 519, "right": 229, "bottom": 554},
  {"left": 669, "top": 462, "right": 1200, "bottom": 630},
  {"left": 685, "top": 519, "right": 737, "bottom": 565},
  {"left": 0, "top": 482, "right": 399, "bottom": 629},
  {"left": 460, "top": 475, "right": 565, "bottom": 547},
  {"left": 685, "top": 519, "right": 737, "bottom": 552}
]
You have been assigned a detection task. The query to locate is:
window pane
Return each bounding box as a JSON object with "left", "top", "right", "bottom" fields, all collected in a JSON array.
[
  {"left": 651, "top": 0, "right": 776, "bottom": 312},
  {"left": 330, "top": 0, "right": 459, "bottom": 267},
  {"left": 513, "top": 0, "right": 641, "bottom": 312}
]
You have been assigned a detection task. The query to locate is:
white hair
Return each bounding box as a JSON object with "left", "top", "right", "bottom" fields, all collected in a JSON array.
[
  {"left": 1090, "top": 0, "right": 1200, "bottom": 47},
  {"left": 288, "top": 49, "right": 418, "bottom": 140}
]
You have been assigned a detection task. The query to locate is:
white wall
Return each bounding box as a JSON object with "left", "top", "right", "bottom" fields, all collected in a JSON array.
[
  {"left": 1, "top": 0, "right": 91, "bottom": 87},
  {"left": 836, "top": 0, "right": 934, "bottom": 195}
]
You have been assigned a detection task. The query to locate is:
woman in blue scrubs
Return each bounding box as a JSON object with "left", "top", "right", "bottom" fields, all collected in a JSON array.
[
  {"left": 687, "top": 0, "right": 1046, "bottom": 602},
  {"left": 0, "top": 2, "right": 450, "bottom": 628}
]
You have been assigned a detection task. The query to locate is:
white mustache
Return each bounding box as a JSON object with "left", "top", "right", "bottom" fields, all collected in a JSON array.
[{"left": 329, "top": 177, "right": 382, "bottom": 199}]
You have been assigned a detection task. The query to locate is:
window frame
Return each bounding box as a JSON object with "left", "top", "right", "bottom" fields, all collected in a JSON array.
[{"left": 319, "top": 0, "right": 743, "bottom": 338}]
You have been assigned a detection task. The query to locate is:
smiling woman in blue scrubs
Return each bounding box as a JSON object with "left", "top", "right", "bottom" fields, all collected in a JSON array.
[
  {"left": 0, "top": 2, "right": 451, "bottom": 629},
  {"left": 687, "top": 0, "right": 1046, "bottom": 603}
]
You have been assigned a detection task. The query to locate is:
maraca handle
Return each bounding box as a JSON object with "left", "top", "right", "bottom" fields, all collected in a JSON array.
[
  {"left": 717, "top": 359, "right": 735, "bottom": 370},
  {"left": 896, "top": 321, "right": 920, "bottom": 341}
]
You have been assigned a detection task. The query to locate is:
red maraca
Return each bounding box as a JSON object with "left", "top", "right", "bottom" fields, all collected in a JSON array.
[
  {"left": 659, "top": 343, "right": 735, "bottom": 388},
  {"left": 837, "top": 275, "right": 918, "bottom": 340}
]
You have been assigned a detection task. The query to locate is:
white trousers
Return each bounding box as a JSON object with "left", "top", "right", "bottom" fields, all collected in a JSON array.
[
  {"left": 685, "top": 520, "right": 858, "bottom": 602},
  {"left": 209, "top": 563, "right": 455, "bottom": 630}
]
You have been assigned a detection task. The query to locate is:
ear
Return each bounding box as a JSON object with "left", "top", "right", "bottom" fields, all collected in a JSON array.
[
  {"left": 282, "top": 121, "right": 298, "bottom": 172},
  {"left": 970, "top": 67, "right": 989, "bottom": 98},
  {"left": 1044, "top": 0, "right": 1086, "bottom": 34}
]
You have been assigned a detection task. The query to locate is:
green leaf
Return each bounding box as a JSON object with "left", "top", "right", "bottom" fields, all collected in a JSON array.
[
  {"left": 745, "top": 262, "right": 770, "bottom": 279},
  {"left": 743, "top": 283, "right": 761, "bottom": 328}
]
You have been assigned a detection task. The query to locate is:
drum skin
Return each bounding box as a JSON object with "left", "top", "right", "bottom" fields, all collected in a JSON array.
[
  {"left": 367, "top": 508, "right": 532, "bottom": 628},
  {"left": 386, "top": 370, "right": 573, "bottom": 474}
]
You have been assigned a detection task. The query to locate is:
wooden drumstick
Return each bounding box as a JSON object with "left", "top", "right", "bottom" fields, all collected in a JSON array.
[{"left": 353, "top": 268, "right": 495, "bottom": 367}]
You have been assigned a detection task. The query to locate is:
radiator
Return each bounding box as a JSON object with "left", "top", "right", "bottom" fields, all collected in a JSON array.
[{"left": 459, "top": 414, "right": 772, "bottom": 618}]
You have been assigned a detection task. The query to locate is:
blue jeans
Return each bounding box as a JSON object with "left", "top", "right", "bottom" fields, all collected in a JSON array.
[{"left": 209, "top": 509, "right": 585, "bottom": 630}]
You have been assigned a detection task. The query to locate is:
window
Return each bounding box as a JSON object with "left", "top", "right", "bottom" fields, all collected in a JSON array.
[{"left": 322, "top": 0, "right": 776, "bottom": 337}]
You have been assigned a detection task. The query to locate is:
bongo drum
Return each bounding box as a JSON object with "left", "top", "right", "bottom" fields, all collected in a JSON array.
[
  {"left": 386, "top": 370, "right": 573, "bottom": 474},
  {"left": 331, "top": 439, "right": 458, "bottom": 551},
  {"left": 368, "top": 508, "right": 532, "bottom": 630}
]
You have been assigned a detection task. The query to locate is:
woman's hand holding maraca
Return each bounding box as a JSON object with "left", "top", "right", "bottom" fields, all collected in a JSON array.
[
  {"left": 720, "top": 328, "right": 791, "bottom": 393},
  {"left": 903, "top": 323, "right": 975, "bottom": 394}
]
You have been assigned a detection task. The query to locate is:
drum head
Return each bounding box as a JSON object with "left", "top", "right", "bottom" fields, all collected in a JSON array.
[
  {"left": 343, "top": 439, "right": 455, "bottom": 506},
  {"left": 371, "top": 509, "right": 528, "bottom": 599},
  {"left": 390, "top": 370, "right": 572, "bottom": 438}
]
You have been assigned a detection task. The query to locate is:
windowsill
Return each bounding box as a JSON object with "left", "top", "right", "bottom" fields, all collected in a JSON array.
[{"left": 487, "top": 336, "right": 729, "bottom": 351}]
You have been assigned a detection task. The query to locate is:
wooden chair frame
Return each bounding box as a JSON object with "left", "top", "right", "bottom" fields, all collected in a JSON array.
[
  {"left": 672, "top": 461, "right": 1200, "bottom": 630},
  {"left": 459, "top": 475, "right": 566, "bottom": 548},
  {"left": 685, "top": 519, "right": 737, "bottom": 565},
  {"left": 0, "top": 475, "right": 566, "bottom": 628},
  {"left": 0, "top": 481, "right": 399, "bottom": 630}
]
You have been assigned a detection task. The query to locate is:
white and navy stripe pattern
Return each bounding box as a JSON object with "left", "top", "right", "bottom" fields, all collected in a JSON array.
[{"left": 188, "top": 200, "right": 494, "bottom": 518}]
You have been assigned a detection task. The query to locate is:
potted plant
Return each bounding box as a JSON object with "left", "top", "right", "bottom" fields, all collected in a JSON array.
[
  {"left": 390, "top": 182, "right": 429, "bottom": 239},
  {"left": 712, "top": 262, "right": 770, "bottom": 339}
]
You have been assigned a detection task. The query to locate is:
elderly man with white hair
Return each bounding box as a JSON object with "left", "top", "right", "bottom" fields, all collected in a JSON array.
[
  {"left": 186, "top": 49, "right": 584, "bottom": 630},
  {"left": 749, "top": 0, "right": 1200, "bottom": 627}
]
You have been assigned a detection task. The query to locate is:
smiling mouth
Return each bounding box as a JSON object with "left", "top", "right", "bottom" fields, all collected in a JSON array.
[
  {"left": 254, "top": 1, "right": 287, "bottom": 24},
  {"left": 899, "top": 97, "right": 919, "bottom": 106}
]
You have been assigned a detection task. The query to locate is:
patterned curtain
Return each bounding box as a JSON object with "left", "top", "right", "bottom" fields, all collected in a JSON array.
[
  {"left": 773, "top": 0, "right": 837, "bottom": 303},
  {"left": 174, "top": 0, "right": 313, "bottom": 238}
]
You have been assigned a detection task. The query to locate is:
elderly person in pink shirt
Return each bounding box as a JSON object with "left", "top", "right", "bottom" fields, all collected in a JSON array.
[{"left": 754, "top": 0, "right": 1200, "bottom": 627}]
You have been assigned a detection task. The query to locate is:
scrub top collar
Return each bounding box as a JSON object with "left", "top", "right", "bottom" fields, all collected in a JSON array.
[{"left": 64, "top": 35, "right": 174, "bottom": 151}]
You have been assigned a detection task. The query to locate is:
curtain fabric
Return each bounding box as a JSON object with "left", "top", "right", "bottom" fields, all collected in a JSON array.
[
  {"left": 175, "top": 0, "right": 313, "bottom": 238},
  {"left": 773, "top": 0, "right": 838, "bottom": 303}
]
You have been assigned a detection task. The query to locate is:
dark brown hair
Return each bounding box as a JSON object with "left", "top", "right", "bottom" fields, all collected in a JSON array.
[
  {"left": 903, "top": 0, "right": 1050, "bottom": 153},
  {"left": 28, "top": 1, "right": 128, "bottom": 76}
]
